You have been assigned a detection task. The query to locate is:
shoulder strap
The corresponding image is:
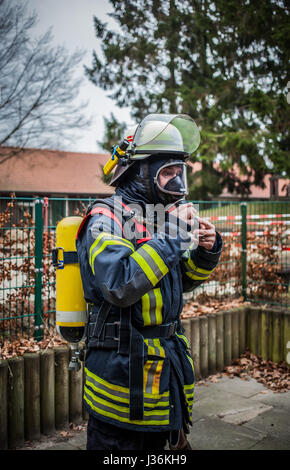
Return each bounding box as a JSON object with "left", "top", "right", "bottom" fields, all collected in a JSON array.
[{"left": 76, "top": 197, "right": 139, "bottom": 248}]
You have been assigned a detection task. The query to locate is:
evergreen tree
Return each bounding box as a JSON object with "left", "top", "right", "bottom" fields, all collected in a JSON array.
[
  {"left": 98, "top": 112, "right": 127, "bottom": 152},
  {"left": 86, "top": 0, "right": 290, "bottom": 199},
  {"left": 97, "top": 112, "right": 127, "bottom": 184}
]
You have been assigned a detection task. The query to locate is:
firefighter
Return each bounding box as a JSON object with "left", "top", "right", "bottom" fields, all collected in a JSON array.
[{"left": 76, "top": 114, "right": 223, "bottom": 450}]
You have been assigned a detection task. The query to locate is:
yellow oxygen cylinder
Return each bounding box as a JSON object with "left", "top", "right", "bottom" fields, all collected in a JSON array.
[{"left": 54, "top": 216, "right": 87, "bottom": 345}]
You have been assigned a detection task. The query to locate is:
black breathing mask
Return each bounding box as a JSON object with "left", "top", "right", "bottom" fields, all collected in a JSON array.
[{"left": 153, "top": 160, "right": 188, "bottom": 202}]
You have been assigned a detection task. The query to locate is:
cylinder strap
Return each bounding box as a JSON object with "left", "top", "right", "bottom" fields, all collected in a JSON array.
[{"left": 52, "top": 248, "right": 78, "bottom": 268}]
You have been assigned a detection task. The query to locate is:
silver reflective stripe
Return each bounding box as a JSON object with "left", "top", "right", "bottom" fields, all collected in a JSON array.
[
  {"left": 84, "top": 386, "right": 170, "bottom": 424},
  {"left": 145, "top": 361, "right": 158, "bottom": 394},
  {"left": 137, "top": 246, "right": 165, "bottom": 281},
  {"left": 184, "top": 261, "right": 209, "bottom": 278},
  {"left": 147, "top": 338, "right": 161, "bottom": 357},
  {"left": 85, "top": 368, "right": 169, "bottom": 406},
  {"left": 56, "top": 311, "right": 87, "bottom": 323},
  {"left": 89, "top": 233, "right": 134, "bottom": 270},
  {"left": 147, "top": 290, "right": 157, "bottom": 324},
  {"left": 86, "top": 374, "right": 129, "bottom": 403}
]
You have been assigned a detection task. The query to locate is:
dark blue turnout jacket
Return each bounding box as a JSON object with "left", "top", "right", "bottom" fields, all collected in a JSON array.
[{"left": 76, "top": 195, "right": 223, "bottom": 432}]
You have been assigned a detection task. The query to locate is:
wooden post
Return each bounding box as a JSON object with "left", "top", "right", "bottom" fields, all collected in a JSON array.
[
  {"left": 250, "top": 306, "right": 261, "bottom": 356},
  {"left": 208, "top": 314, "right": 216, "bottom": 375},
  {"left": 40, "top": 349, "right": 55, "bottom": 434},
  {"left": 190, "top": 317, "right": 200, "bottom": 380},
  {"left": 82, "top": 359, "right": 89, "bottom": 421},
  {"left": 216, "top": 312, "right": 224, "bottom": 372},
  {"left": 272, "top": 310, "right": 282, "bottom": 363},
  {"left": 24, "top": 352, "right": 41, "bottom": 441},
  {"left": 260, "top": 308, "right": 271, "bottom": 360},
  {"left": 182, "top": 319, "right": 191, "bottom": 349},
  {"left": 239, "top": 307, "right": 247, "bottom": 355},
  {"left": 199, "top": 316, "right": 208, "bottom": 378},
  {"left": 55, "top": 346, "right": 70, "bottom": 429},
  {"left": 283, "top": 311, "right": 290, "bottom": 365},
  {"left": 7, "top": 356, "right": 25, "bottom": 449},
  {"left": 69, "top": 361, "right": 83, "bottom": 425},
  {"left": 268, "top": 309, "right": 273, "bottom": 360},
  {"left": 232, "top": 309, "right": 240, "bottom": 360},
  {"left": 0, "top": 359, "right": 8, "bottom": 449},
  {"left": 224, "top": 311, "right": 232, "bottom": 366}
]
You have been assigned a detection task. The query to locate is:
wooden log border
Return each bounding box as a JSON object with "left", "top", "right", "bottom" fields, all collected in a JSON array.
[{"left": 0, "top": 305, "right": 289, "bottom": 449}]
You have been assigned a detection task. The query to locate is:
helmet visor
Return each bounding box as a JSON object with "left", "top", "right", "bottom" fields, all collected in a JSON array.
[
  {"left": 133, "top": 114, "right": 200, "bottom": 155},
  {"left": 154, "top": 161, "right": 188, "bottom": 197}
]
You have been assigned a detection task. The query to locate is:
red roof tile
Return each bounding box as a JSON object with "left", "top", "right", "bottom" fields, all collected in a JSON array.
[
  {"left": 0, "top": 147, "right": 288, "bottom": 199},
  {"left": 0, "top": 147, "right": 114, "bottom": 196}
]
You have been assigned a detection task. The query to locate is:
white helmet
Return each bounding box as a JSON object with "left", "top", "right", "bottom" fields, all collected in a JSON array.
[{"left": 110, "top": 113, "right": 200, "bottom": 186}]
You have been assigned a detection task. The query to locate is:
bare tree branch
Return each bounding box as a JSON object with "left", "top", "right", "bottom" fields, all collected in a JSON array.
[{"left": 0, "top": 0, "right": 91, "bottom": 164}]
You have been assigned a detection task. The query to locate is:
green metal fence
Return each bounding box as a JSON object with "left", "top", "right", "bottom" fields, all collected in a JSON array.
[
  {"left": 0, "top": 196, "right": 289, "bottom": 344},
  {"left": 195, "top": 200, "right": 290, "bottom": 307}
]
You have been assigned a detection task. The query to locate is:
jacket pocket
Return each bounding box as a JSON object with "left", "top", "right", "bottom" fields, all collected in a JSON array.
[{"left": 143, "top": 338, "right": 166, "bottom": 395}]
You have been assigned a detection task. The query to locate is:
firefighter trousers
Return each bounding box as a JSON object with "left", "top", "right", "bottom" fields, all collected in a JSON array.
[{"left": 86, "top": 414, "right": 169, "bottom": 451}]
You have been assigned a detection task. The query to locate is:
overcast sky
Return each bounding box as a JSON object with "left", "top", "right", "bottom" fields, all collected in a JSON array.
[{"left": 27, "top": 0, "right": 133, "bottom": 154}]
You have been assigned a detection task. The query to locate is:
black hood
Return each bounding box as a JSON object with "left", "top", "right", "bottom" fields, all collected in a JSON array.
[{"left": 115, "top": 156, "right": 186, "bottom": 208}]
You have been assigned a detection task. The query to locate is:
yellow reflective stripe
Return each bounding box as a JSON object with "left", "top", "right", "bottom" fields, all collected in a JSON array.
[
  {"left": 144, "top": 360, "right": 155, "bottom": 393},
  {"left": 143, "top": 338, "right": 165, "bottom": 395},
  {"left": 141, "top": 244, "right": 168, "bottom": 276},
  {"left": 89, "top": 232, "right": 134, "bottom": 265},
  {"left": 187, "top": 257, "right": 214, "bottom": 275},
  {"left": 184, "top": 383, "right": 195, "bottom": 391},
  {"left": 145, "top": 338, "right": 165, "bottom": 358},
  {"left": 185, "top": 271, "right": 210, "bottom": 280},
  {"left": 86, "top": 374, "right": 130, "bottom": 405},
  {"left": 85, "top": 367, "right": 129, "bottom": 395},
  {"left": 89, "top": 233, "right": 134, "bottom": 275},
  {"left": 187, "top": 355, "right": 194, "bottom": 370},
  {"left": 144, "top": 360, "right": 163, "bottom": 395},
  {"left": 141, "top": 288, "right": 163, "bottom": 326},
  {"left": 175, "top": 332, "right": 190, "bottom": 349},
  {"left": 152, "top": 361, "right": 163, "bottom": 394},
  {"left": 153, "top": 338, "right": 165, "bottom": 357},
  {"left": 84, "top": 386, "right": 170, "bottom": 426},
  {"left": 130, "top": 251, "right": 159, "bottom": 285},
  {"left": 130, "top": 245, "right": 168, "bottom": 286},
  {"left": 141, "top": 292, "right": 151, "bottom": 326},
  {"left": 86, "top": 373, "right": 169, "bottom": 409},
  {"left": 91, "top": 240, "right": 133, "bottom": 272},
  {"left": 85, "top": 367, "right": 169, "bottom": 401},
  {"left": 84, "top": 385, "right": 169, "bottom": 417},
  {"left": 154, "top": 289, "right": 163, "bottom": 325}
]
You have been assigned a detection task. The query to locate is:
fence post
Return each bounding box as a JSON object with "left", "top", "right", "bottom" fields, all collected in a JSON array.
[
  {"left": 240, "top": 202, "right": 247, "bottom": 301},
  {"left": 34, "top": 198, "right": 44, "bottom": 341}
]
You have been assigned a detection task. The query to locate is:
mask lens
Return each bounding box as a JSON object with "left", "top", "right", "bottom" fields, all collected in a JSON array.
[{"left": 156, "top": 163, "right": 187, "bottom": 197}]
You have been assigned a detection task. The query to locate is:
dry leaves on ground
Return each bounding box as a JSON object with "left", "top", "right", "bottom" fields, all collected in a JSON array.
[
  {"left": 181, "top": 296, "right": 249, "bottom": 318},
  {"left": 198, "top": 349, "right": 290, "bottom": 393},
  {"left": 0, "top": 334, "right": 67, "bottom": 359}
]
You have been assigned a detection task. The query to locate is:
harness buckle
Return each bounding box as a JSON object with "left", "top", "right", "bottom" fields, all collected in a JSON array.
[
  {"left": 113, "top": 321, "right": 120, "bottom": 341},
  {"left": 168, "top": 321, "right": 177, "bottom": 337}
]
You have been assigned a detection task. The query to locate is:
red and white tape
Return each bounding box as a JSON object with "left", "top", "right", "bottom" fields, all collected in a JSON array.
[
  {"left": 221, "top": 230, "right": 290, "bottom": 238},
  {"left": 208, "top": 213, "right": 290, "bottom": 222},
  {"left": 220, "top": 221, "right": 290, "bottom": 226},
  {"left": 227, "top": 243, "right": 290, "bottom": 251}
]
